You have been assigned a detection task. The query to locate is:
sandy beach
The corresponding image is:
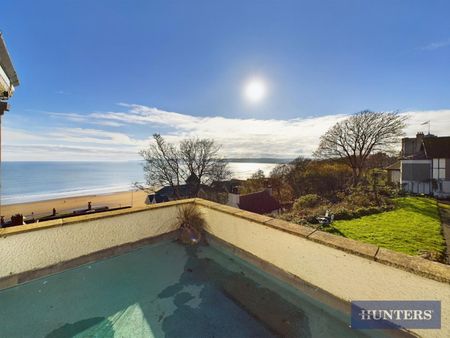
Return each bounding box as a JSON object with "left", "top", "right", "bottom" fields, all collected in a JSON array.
[{"left": 0, "top": 190, "right": 151, "bottom": 220}]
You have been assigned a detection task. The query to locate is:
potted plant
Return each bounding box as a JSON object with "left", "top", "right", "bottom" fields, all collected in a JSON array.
[{"left": 177, "top": 204, "right": 205, "bottom": 245}]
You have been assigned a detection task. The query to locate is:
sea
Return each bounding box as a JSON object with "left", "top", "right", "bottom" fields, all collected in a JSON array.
[{"left": 0, "top": 161, "right": 279, "bottom": 205}]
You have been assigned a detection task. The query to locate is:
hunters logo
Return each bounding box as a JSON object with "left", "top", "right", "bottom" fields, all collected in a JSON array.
[{"left": 351, "top": 301, "right": 441, "bottom": 329}]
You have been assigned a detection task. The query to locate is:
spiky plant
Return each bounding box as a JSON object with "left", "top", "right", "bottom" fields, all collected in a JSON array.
[{"left": 177, "top": 204, "right": 205, "bottom": 245}]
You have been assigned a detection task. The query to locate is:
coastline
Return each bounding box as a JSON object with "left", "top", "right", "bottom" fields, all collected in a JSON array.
[
  {"left": 0, "top": 161, "right": 280, "bottom": 220},
  {"left": 1, "top": 161, "right": 278, "bottom": 205},
  {"left": 0, "top": 190, "right": 151, "bottom": 220}
]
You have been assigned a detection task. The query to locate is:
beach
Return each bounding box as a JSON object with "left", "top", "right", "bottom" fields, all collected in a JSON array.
[
  {"left": 0, "top": 190, "right": 150, "bottom": 220},
  {"left": 1, "top": 161, "right": 279, "bottom": 205},
  {"left": 0, "top": 161, "right": 280, "bottom": 220}
]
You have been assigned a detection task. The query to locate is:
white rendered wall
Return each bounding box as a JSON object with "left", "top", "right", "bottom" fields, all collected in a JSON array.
[
  {"left": 0, "top": 204, "right": 183, "bottom": 279},
  {"left": 227, "top": 193, "right": 240, "bottom": 208},
  {"left": 390, "top": 170, "right": 401, "bottom": 184},
  {"left": 2, "top": 199, "right": 449, "bottom": 337},
  {"left": 199, "top": 205, "right": 450, "bottom": 338}
]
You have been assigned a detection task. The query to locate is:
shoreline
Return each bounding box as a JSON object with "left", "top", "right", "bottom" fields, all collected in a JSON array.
[
  {"left": 0, "top": 184, "right": 142, "bottom": 206},
  {"left": 0, "top": 190, "right": 151, "bottom": 220}
]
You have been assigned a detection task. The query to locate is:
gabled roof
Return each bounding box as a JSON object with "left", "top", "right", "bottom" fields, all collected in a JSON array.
[
  {"left": 0, "top": 32, "right": 19, "bottom": 86},
  {"left": 385, "top": 161, "right": 400, "bottom": 170},
  {"left": 148, "top": 194, "right": 169, "bottom": 203},
  {"left": 423, "top": 137, "right": 450, "bottom": 159},
  {"left": 156, "top": 185, "right": 195, "bottom": 199},
  {"left": 238, "top": 190, "right": 281, "bottom": 214},
  {"left": 155, "top": 184, "right": 215, "bottom": 199},
  {"left": 210, "top": 179, "right": 244, "bottom": 193}
]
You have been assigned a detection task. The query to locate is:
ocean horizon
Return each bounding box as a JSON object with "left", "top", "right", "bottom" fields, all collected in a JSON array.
[{"left": 0, "top": 160, "right": 280, "bottom": 205}]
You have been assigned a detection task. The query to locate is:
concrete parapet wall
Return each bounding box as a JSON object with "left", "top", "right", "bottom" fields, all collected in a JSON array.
[
  {"left": 196, "top": 199, "right": 450, "bottom": 338},
  {"left": 0, "top": 200, "right": 193, "bottom": 284},
  {"left": 1, "top": 197, "right": 449, "bottom": 336}
]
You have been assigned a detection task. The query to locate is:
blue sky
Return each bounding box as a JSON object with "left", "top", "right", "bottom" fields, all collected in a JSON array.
[{"left": 2, "top": 0, "right": 450, "bottom": 160}]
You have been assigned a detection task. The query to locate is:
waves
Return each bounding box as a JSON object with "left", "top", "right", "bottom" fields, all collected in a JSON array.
[
  {"left": 1, "top": 161, "right": 279, "bottom": 205},
  {"left": 1, "top": 184, "right": 136, "bottom": 205}
]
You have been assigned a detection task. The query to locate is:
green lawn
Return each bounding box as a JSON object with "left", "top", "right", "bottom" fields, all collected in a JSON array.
[{"left": 327, "top": 197, "right": 446, "bottom": 257}]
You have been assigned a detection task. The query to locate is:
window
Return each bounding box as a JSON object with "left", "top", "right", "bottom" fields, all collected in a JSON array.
[
  {"left": 433, "top": 169, "right": 439, "bottom": 179},
  {"left": 433, "top": 158, "right": 447, "bottom": 180}
]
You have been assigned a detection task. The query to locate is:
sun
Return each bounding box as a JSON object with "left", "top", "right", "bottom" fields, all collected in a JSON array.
[{"left": 244, "top": 78, "right": 267, "bottom": 103}]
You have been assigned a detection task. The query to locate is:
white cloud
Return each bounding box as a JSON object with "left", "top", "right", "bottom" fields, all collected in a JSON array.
[
  {"left": 421, "top": 38, "right": 450, "bottom": 50},
  {"left": 2, "top": 128, "right": 48, "bottom": 143},
  {"left": 3, "top": 144, "right": 138, "bottom": 161},
  {"left": 78, "top": 104, "right": 349, "bottom": 157},
  {"left": 4, "top": 104, "right": 450, "bottom": 161},
  {"left": 49, "top": 112, "right": 125, "bottom": 127},
  {"left": 48, "top": 128, "right": 147, "bottom": 146},
  {"left": 403, "top": 110, "right": 450, "bottom": 135},
  {"left": 2, "top": 127, "right": 147, "bottom": 161}
]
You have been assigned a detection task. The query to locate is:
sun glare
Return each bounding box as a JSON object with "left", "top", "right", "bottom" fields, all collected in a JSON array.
[{"left": 244, "top": 78, "right": 267, "bottom": 103}]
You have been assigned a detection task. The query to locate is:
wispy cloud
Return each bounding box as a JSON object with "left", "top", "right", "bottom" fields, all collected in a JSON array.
[
  {"left": 3, "top": 144, "right": 138, "bottom": 161},
  {"left": 49, "top": 112, "right": 124, "bottom": 127},
  {"left": 81, "top": 104, "right": 350, "bottom": 158},
  {"left": 421, "top": 38, "right": 450, "bottom": 50},
  {"left": 4, "top": 104, "right": 450, "bottom": 161}
]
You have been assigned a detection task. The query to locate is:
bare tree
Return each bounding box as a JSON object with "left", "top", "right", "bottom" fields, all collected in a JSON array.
[
  {"left": 179, "top": 138, "right": 230, "bottom": 195},
  {"left": 269, "top": 164, "right": 293, "bottom": 202},
  {"left": 139, "top": 134, "right": 231, "bottom": 198},
  {"left": 139, "top": 134, "right": 183, "bottom": 198},
  {"left": 314, "top": 110, "right": 407, "bottom": 185}
]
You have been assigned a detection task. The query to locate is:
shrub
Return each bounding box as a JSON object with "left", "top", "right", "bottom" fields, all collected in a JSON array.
[
  {"left": 277, "top": 213, "right": 309, "bottom": 226},
  {"left": 366, "top": 206, "right": 381, "bottom": 214},
  {"left": 177, "top": 204, "right": 205, "bottom": 245},
  {"left": 283, "top": 189, "right": 396, "bottom": 225},
  {"left": 343, "top": 190, "right": 375, "bottom": 207},
  {"left": 332, "top": 207, "right": 355, "bottom": 220},
  {"left": 293, "top": 194, "right": 323, "bottom": 211},
  {"left": 419, "top": 250, "right": 446, "bottom": 263},
  {"left": 354, "top": 208, "right": 371, "bottom": 217},
  {"left": 305, "top": 215, "right": 319, "bottom": 224},
  {"left": 336, "top": 205, "right": 393, "bottom": 220},
  {"left": 378, "top": 185, "right": 401, "bottom": 198}
]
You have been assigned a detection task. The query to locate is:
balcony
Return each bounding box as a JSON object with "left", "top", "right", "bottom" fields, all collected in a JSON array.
[{"left": 0, "top": 199, "right": 449, "bottom": 337}]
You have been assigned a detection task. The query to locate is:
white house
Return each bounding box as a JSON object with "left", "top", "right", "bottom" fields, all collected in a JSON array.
[
  {"left": 399, "top": 133, "right": 450, "bottom": 197},
  {"left": 0, "top": 32, "right": 19, "bottom": 105},
  {"left": 0, "top": 32, "right": 19, "bottom": 172}
]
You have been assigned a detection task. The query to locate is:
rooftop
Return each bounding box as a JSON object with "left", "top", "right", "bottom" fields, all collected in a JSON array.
[
  {"left": 402, "top": 133, "right": 450, "bottom": 159},
  {"left": 238, "top": 189, "right": 281, "bottom": 214},
  {"left": 423, "top": 136, "right": 450, "bottom": 158},
  {"left": 0, "top": 238, "right": 374, "bottom": 337},
  {"left": 0, "top": 199, "right": 449, "bottom": 337},
  {"left": 385, "top": 161, "right": 401, "bottom": 170},
  {"left": 0, "top": 32, "right": 19, "bottom": 87}
]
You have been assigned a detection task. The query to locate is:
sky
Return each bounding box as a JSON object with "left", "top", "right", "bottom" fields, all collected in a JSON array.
[{"left": 2, "top": 0, "right": 450, "bottom": 161}]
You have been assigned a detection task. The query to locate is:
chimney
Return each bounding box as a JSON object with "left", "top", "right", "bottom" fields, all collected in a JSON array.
[
  {"left": 264, "top": 186, "right": 273, "bottom": 196},
  {"left": 227, "top": 191, "right": 240, "bottom": 208},
  {"left": 415, "top": 132, "right": 424, "bottom": 153},
  {"left": 401, "top": 133, "right": 424, "bottom": 158}
]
